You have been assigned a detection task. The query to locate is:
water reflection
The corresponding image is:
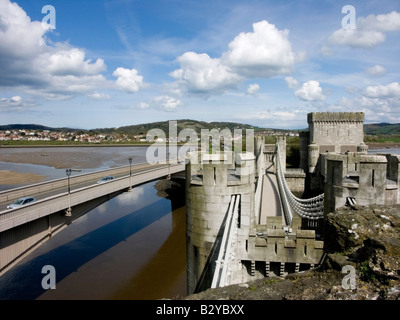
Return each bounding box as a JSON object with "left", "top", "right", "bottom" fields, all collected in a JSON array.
[{"left": 0, "top": 181, "right": 186, "bottom": 300}]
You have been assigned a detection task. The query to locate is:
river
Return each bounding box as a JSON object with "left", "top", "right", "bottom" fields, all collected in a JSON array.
[{"left": 0, "top": 146, "right": 187, "bottom": 300}]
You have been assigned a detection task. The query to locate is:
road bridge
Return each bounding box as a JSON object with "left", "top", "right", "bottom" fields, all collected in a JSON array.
[{"left": 0, "top": 162, "right": 185, "bottom": 275}]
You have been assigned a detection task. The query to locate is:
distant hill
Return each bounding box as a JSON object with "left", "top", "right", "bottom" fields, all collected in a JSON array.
[
  {"left": 0, "top": 124, "right": 82, "bottom": 132},
  {"left": 3, "top": 120, "right": 400, "bottom": 136},
  {"left": 93, "top": 119, "right": 268, "bottom": 136},
  {"left": 0, "top": 120, "right": 282, "bottom": 136},
  {"left": 364, "top": 123, "right": 400, "bottom": 135}
]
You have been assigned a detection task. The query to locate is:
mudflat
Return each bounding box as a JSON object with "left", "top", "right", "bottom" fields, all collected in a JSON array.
[
  {"left": 0, "top": 146, "right": 146, "bottom": 185},
  {"left": 0, "top": 149, "right": 117, "bottom": 169},
  {"left": 0, "top": 170, "right": 46, "bottom": 185}
]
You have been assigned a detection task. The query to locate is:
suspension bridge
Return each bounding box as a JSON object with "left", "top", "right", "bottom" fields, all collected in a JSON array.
[{"left": 208, "top": 140, "right": 325, "bottom": 290}]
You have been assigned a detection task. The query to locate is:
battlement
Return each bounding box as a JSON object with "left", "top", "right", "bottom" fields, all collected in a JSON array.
[
  {"left": 242, "top": 217, "right": 324, "bottom": 276},
  {"left": 324, "top": 153, "right": 400, "bottom": 213},
  {"left": 185, "top": 151, "right": 255, "bottom": 186},
  {"left": 308, "top": 112, "right": 365, "bottom": 123}
]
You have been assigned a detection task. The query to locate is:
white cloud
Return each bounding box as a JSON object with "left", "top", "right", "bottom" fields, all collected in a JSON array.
[
  {"left": 285, "top": 77, "right": 326, "bottom": 101},
  {"left": 170, "top": 20, "right": 298, "bottom": 96},
  {"left": 222, "top": 20, "right": 296, "bottom": 77},
  {"left": 328, "top": 11, "right": 400, "bottom": 49},
  {"left": 0, "top": 0, "right": 47, "bottom": 59},
  {"left": 365, "top": 65, "right": 387, "bottom": 76},
  {"left": 328, "top": 29, "right": 386, "bottom": 48},
  {"left": 330, "top": 82, "right": 400, "bottom": 124},
  {"left": 363, "top": 82, "right": 400, "bottom": 98},
  {"left": 358, "top": 11, "right": 400, "bottom": 32},
  {"left": 0, "top": 0, "right": 112, "bottom": 101},
  {"left": 0, "top": 96, "right": 35, "bottom": 112},
  {"left": 42, "top": 48, "right": 106, "bottom": 76},
  {"left": 285, "top": 76, "right": 300, "bottom": 89},
  {"left": 246, "top": 83, "right": 260, "bottom": 96},
  {"left": 137, "top": 102, "right": 150, "bottom": 109},
  {"left": 113, "top": 67, "right": 145, "bottom": 93},
  {"left": 152, "top": 95, "right": 182, "bottom": 112},
  {"left": 0, "top": 0, "right": 147, "bottom": 102},
  {"left": 88, "top": 92, "right": 111, "bottom": 100},
  {"left": 320, "top": 46, "right": 334, "bottom": 56},
  {"left": 238, "top": 109, "right": 306, "bottom": 128},
  {"left": 137, "top": 96, "right": 182, "bottom": 112},
  {"left": 170, "top": 52, "right": 242, "bottom": 95},
  {"left": 294, "top": 80, "right": 326, "bottom": 101}
]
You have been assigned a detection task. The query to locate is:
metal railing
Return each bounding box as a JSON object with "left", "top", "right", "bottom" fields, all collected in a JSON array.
[{"left": 211, "top": 194, "right": 240, "bottom": 288}]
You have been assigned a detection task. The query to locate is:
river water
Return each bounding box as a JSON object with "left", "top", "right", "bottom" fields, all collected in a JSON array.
[{"left": 0, "top": 146, "right": 187, "bottom": 300}]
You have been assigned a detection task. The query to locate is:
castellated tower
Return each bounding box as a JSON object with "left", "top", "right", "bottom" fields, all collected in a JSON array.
[
  {"left": 307, "top": 112, "right": 365, "bottom": 154},
  {"left": 300, "top": 112, "right": 367, "bottom": 194},
  {"left": 185, "top": 151, "right": 255, "bottom": 294}
]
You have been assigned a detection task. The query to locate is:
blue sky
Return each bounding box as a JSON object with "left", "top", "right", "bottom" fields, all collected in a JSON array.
[{"left": 1, "top": 0, "right": 400, "bottom": 129}]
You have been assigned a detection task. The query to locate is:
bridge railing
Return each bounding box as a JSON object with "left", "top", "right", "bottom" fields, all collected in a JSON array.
[
  {"left": 254, "top": 166, "right": 264, "bottom": 223},
  {"left": 0, "top": 163, "right": 184, "bottom": 232},
  {"left": 211, "top": 194, "right": 240, "bottom": 288}
]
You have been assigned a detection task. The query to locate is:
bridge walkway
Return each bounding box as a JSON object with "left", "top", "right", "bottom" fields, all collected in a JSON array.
[{"left": 258, "top": 164, "right": 283, "bottom": 225}]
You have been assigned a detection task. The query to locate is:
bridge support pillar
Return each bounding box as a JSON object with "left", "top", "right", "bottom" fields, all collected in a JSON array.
[{"left": 65, "top": 207, "right": 72, "bottom": 217}]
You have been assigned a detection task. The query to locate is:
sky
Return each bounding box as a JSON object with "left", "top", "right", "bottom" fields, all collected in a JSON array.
[{"left": 0, "top": 0, "right": 400, "bottom": 130}]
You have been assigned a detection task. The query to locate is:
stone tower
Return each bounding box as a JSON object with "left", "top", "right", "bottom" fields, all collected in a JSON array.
[
  {"left": 185, "top": 151, "right": 255, "bottom": 294},
  {"left": 300, "top": 112, "right": 367, "bottom": 194}
]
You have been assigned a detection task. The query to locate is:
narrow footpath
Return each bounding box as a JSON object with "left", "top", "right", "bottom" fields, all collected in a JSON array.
[{"left": 258, "top": 165, "right": 283, "bottom": 225}]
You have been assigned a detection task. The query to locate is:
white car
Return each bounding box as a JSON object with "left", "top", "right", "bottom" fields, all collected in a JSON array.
[
  {"left": 7, "top": 196, "right": 36, "bottom": 209},
  {"left": 97, "top": 176, "right": 114, "bottom": 184}
]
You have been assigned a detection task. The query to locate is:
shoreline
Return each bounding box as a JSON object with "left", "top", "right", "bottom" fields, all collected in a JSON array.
[
  {"left": 0, "top": 143, "right": 151, "bottom": 148},
  {"left": 366, "top": 142, "right": 400, "bottom": 149}
]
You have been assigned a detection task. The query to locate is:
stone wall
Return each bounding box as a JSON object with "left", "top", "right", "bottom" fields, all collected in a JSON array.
[
  {"left": 243, "top": 217, "right": 324, "bottom": 277},
  {"left": 324, "top": 153, "right": 400, "bottom": 214},
  {"left": 307, "top": 112, "right": 365, "bottom": 152},
  {"left": 284, "top": 169, "right": 306, "bottom": 196}
]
